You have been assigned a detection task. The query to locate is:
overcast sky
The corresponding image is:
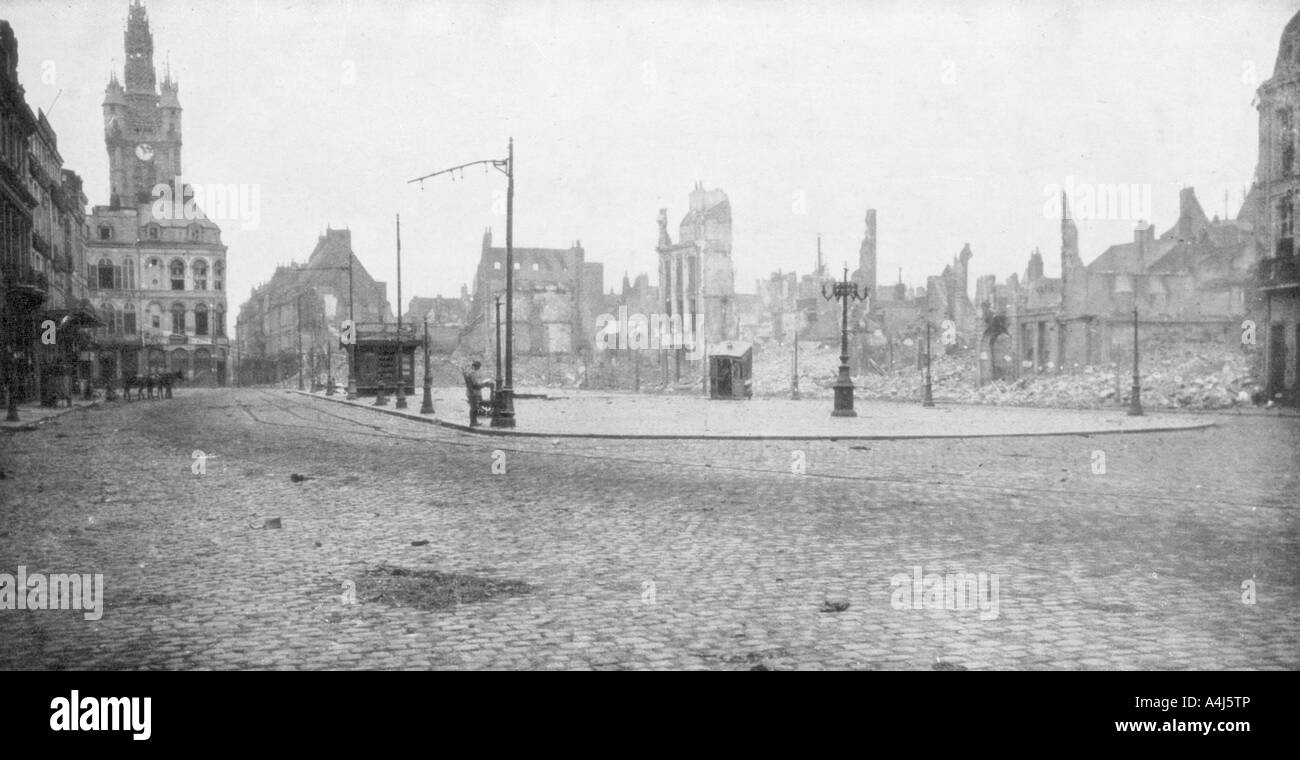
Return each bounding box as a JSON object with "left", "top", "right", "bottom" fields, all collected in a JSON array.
[{"left": 6, "top": 0, "right": 1297, "bottom": 322}]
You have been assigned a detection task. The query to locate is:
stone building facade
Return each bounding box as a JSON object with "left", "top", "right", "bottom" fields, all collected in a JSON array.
[
  {"left": 1253, "top": 9, "right": 1300, "bottom": 404},
  {"left": 1, "top": 20, "right": 95, "bottom": 412},
  {"left": 467, "top": 228, "right": 603, "bottom": 356},
  {"left": 235, "top": 228, "right": 390, "bottom": 386},
  {"left": 86, "top": 1, "right": 230, "bottom": 387}
]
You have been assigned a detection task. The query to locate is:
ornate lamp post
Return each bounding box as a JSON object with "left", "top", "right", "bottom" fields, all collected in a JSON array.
[
  {"left": 922, "top": 313, "right": 935, "bottom": 408},
  {"left": 420, "top": 316, "right": 434, "bottom": 415},
  {"left": 821, "top": 264, "right": 868, "bottom": 417},
  {"left": 1127, "top": 305, "right": 1143, "bottom": 416}
]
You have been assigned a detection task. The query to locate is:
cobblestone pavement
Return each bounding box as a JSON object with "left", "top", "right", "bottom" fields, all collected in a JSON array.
[{"left": 1, "top": 388, "right": 1297, "bottom": 670}]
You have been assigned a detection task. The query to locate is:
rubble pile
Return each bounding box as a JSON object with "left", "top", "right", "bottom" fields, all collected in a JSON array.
[
  {"left": 748, "top": 341, "right": 1262, "bottom": 410},
  {"left": 440, "top": 340, "right": 1262, "bottom": 411}
]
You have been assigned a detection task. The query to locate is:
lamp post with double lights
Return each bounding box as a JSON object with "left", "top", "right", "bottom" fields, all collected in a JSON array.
[
  {"left": 409, "top": 138, "right": 516, "bottom": 427},
  {"left": 821, "top": 264, "right": 868, "bottom": 417}
]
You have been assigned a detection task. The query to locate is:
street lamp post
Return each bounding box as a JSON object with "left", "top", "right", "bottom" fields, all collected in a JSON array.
[
  {"left": 395, "top": 214, "right": 407, "bottom": 409},
  {"left": 420, "top": 316, "right": 434, "bottom": 415},
  {"left": 791, "top": 326, "right": 800, "bottom": 400},
  {"left": 408, "top": 138, "right": 516, "bottom": 427},
  {"left": 493, "top": 295, "right": 503, "bottom": 408},
  {"left": 821, "top": 264, "right": 867, "bottom": 417},
  {"left": 1127, "top": 305, "right": 1143, "bottom": 416},
  {"left": 922, "top": 317, "right": 935, "bottom": 408},
  {"left": 296, "top": 292, "right": 304, "bottom": 391}
]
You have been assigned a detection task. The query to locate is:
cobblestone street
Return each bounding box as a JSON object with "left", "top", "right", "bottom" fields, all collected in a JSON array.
[{"left": 1, "top": 388, "right": 1297, "bottom": 670}]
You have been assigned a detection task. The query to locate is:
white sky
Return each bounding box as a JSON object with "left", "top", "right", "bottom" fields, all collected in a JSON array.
[{"left": 6, "top": 0, "right": 1297, "bottom": 326}]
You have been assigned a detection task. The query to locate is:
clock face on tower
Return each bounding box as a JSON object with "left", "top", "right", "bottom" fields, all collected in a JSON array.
[{"left": 135, "top": 144, "right": 155, "bottom": 161}]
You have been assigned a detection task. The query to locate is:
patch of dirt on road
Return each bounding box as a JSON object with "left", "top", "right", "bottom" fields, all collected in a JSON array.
[{"left": 356, "top": 565, "right": 535, "bottom": 611}]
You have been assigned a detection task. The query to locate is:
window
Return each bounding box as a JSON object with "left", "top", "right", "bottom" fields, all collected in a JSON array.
[
  {"left": 192, "top": 259, "right": 208, "bottom": 290},
  {"left": 123, "top": 302, "right": 137, "bottom": 335},
  {"left": 215, "top": 306, "right": 226, "bottom": 337},
  {"left": 147, "top": 224, "right": 160, "bottom": 240},
  {"left": 194, "top": 303, "right": 209, "bottom": 336},
  {"left": 532, "top": 262, "right": 540, "bottom": 271},
  {"left": 493, "top": 262, "right": 501, "bottom": 270},
  {"left": 213, "top": 261, "right": 223, "bottom": 291},
  {"left": 170, "top": 259, "right": 185, "bottom": 290},
  {"left": 171, "top": 302, "right": 186, "bottom": 334},
  {"left": 513, "top": 262, "right": 520, "bottom": 270},
  {"left": 122, "top": 258, "right": 135, "bottom": 289},
  {"left": 98, "top": 225, "right": 112, "bottom": 241},
  {"left": 100, "top": 303, "right": 118, "bottom": 336},
  {"left": 148, "top": 302, "right": 162, "bottom": 329},
  {"left": 98, "top": 258, "right": 115, "bottom": 289},
  {"left": 188, "top": 225, "right": 201, "bottom": 242}
]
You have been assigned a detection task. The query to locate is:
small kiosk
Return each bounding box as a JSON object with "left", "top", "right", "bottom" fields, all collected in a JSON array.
[
  {"left": 352, "top": 322, "right": 420, "bottom": 396},
  {"left": 708, "top": 341, "right": 753, "bottom": 400}
]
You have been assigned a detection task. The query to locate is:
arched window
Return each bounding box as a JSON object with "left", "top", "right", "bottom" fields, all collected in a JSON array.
[
  {"left": 192, "top": 259, "right": 208, "bottom": 290},
  {"left": 123, "top": 302, "right": 137, "bottom": 335},
  {"left": 195, "top": 303, "right": 209, "bottom": 336},
  {"left": 100, "top": 303, "right": 118, "bottom": 336},
  {"left": 97, "top": 258, "right": 115, "bottom": 289},
  {"left": 213, "top": 260, "right": 224, "bottom": 291},
  {"left": 147, "top": 302, "right": 163, "bottom": 330},
  {"left": 214, "top": 305, "right": 226, "bottom": 337},
  {"left": 170, "top": 259, "right": 185, "bottom": 290},
  {"left": 171, "top": 302, "right": 186, "bottom": 334},
  {"left": 121, "top": 257, "right": 136, "bottom": 289}
]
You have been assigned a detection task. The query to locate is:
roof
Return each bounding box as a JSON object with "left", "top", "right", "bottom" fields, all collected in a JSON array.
[
  {"left": 1087, "top": 239, "right": 1178, "bottom": 274},
  {"left": 709, "top": 340, "right": 752, "bottom": 358}
]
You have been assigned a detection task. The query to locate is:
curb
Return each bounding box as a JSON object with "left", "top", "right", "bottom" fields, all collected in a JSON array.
[
  {"left": 289, "top": 390, "right": 1217, "bottom": 441},
  {"left": 0, "top": 400, "right": 101, "bottom": 433}
]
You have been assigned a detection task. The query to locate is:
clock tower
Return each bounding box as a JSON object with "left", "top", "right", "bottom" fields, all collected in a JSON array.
[{"left": 103, "top": 0, "right": 182, "bottom": 208}]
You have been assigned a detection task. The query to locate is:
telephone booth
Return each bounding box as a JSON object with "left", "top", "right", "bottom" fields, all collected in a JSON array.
[{"left": 708, "top": 341, "right": 753, "bottom": 400}]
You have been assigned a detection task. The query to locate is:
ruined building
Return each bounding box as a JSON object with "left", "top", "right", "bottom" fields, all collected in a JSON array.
[
  {"left": 466, "top": 229, "right": 603, "bottom": 356},
  {"left": 656, "top": 183, "right": 737, "bottom": 374}
]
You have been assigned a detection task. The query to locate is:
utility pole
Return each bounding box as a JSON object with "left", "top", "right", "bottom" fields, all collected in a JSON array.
[
  {"left": 395, "top": 213, "right": 407, "bottom": 409},
  {"left": 346, "top": 256, "right": 357, "bottom": 400},
  {"left": 408, "top": 138, "right": 516, "bottom": 427}
]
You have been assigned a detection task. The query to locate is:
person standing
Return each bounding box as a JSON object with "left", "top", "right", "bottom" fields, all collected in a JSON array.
[{"left": 462, "top": 361, "right": 492, "bottom": 427}]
